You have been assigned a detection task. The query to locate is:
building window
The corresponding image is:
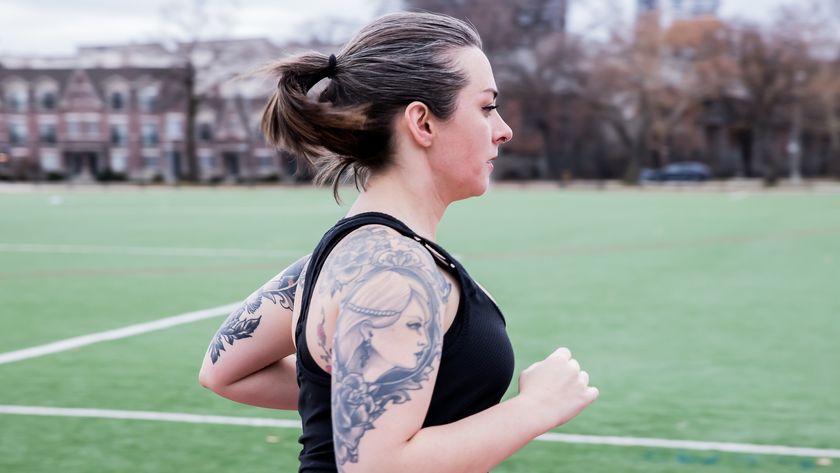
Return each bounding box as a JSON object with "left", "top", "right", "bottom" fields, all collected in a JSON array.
[
  {"left": 39, "top": 124, "right": 57, "bottom": 144},
  {"left": 40, "top": 150, "right": 61, "bottom": 172},
  {"left": 198, "top": 123, "right": 214, "bottom": 142},
  {"left": 111, "top": 124, "right": 127, "bottom": 146},
  {"left": 257, "top": 155, "right": 274, "bottom": 168},
  {"left": 142, "top": 124, "right": 159, "bottom": 147},
  {"left": 167, "top": 150, "right": 183, "bottom": 175},
  {"left": 67, "top": 121, "right": 80, "bottom": 139},
  {"left": 110, "top": 151, "right": 128, "bottom": 173},
  {"left": 138, "top": 86, "right": 158, "bottom": 112},
  {"left": 10, "top": 123, "right": 28, "bottom": 145},
  {"left": 40, "top": 92, "right": 56, "bottom": 111},
  {"left": 166, "top": 116, "right": 183, "bottom": 140},
  {"left": 83, "top": 121, "right": 100, "bottom": 139},
  {"left": 143, "top": 155, "right": 159, "bottom": 168},
  {"left": 199, "top": 151, "right": 215, "bottom": 172},
  {"left": 6, "top": 89, "right": 28, "bottom": 112},
  {"left": 111, "top": 92, "right": 125, "bottom": 111}
]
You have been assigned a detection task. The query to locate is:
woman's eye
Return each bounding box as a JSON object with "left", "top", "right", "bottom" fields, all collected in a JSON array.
[
  {"left": 483, "top": 105, "right": 498, "bottom": 112},
  {"left": 407, "top": 322, "right": 421, "bottom": 331}
]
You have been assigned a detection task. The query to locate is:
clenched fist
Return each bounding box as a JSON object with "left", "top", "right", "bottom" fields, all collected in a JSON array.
[{"left": 518, "top": 347, "right": 599, "bottom": 431}]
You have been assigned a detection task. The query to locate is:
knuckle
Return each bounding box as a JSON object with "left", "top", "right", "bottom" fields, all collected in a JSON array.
[{"left": 553, "top": 347, "right": 571, "bottom": 359}]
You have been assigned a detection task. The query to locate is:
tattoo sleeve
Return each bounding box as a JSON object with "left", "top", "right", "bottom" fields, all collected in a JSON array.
[
  {"left": 208, "top": 254, "right": 310, "bottom": 364},
  {"left": 328, "top": 227, "right": 451, "bottom": 467}
]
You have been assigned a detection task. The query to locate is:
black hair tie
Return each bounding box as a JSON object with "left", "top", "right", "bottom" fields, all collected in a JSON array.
[{"left": 326, "top": 54, "right": 337, "bottom": 78}]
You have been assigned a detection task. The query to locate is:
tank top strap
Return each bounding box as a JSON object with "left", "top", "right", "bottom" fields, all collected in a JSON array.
[{"left": 295, "top": 212, "right": 459, "bottom": 379}]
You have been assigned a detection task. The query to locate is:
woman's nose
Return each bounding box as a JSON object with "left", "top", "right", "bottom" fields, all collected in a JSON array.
[{"left": 495, "top": 117, "right": 513, "bottom": 144}]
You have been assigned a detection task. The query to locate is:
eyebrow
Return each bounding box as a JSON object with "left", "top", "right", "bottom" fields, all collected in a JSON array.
[{"left": 482, "top": 88, "right": 498, "bottom": 99}]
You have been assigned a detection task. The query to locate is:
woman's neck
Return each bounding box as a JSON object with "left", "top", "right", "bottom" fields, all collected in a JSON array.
[{"left": 346, "top": 166, "right": 448, "bottom": 242}]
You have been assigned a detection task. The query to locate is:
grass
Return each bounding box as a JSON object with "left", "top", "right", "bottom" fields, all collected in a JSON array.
[{"left": 1, "top": 185, "right": 838, "bottom": 472}]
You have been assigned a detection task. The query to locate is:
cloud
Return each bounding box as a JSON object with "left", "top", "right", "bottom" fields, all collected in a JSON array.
[{"left": 0, "top": 0, "right": 376, "bottom": 55}]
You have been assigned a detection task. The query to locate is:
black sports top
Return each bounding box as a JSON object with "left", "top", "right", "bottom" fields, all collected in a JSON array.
[{"left": 295, "top": 212, "right": 515, "bottom": 472}]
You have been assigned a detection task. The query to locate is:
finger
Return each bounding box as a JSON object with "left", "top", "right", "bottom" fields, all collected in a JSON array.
[
  {"left": 579, "top": 370, "right": 589, "bottom": 386},
  {"left": 568, "top": 358, "right": 580, "bottom": 372},
  {"left": 551, "top": 347, "right": 571, "bottom": 361},
  {"left": 584, "top": 386, "right": 599, "bottom": 403}
]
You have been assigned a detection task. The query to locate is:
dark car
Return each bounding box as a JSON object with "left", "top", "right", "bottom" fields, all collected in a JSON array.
[
  {"left": 639, "top": 167, "right": 664, "bottom": 182},
  {"left": 661, "top": 162, "right": 711, "bottom": 182}
]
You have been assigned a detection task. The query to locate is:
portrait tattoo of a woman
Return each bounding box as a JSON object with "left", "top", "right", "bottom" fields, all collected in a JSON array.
[{"left": 326, "top": 227, "right": 451, "bottom": 466}]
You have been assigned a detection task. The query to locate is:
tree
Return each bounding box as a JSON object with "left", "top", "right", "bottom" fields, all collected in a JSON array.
[
  {"left": 573, "top": 13, "right": 723, "bottom": 181},
  {"left": 158, "top": 0, "right": 241, "bottom": 182},
  {"left": 801, "top": 0, "right": 840, "bottom": 178},
  {"left": 726, "top": 21, "right": 812, "bottom": 183}
]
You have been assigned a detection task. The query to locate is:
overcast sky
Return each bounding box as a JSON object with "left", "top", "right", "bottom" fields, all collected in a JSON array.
[{"left": 0, "top": 0, "right": 797, "bottom": 56}]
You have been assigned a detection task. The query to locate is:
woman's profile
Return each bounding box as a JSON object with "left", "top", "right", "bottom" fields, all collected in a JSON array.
[{"left": 200, "top": 11, "right": 598, "bottom": 473}]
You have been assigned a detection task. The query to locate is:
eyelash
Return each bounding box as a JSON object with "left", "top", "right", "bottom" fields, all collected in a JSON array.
[{"left": 483, "top": 105, "right": 499, "bottom": 112}]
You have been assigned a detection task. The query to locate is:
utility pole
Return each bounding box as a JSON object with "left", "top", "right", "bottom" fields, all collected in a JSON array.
[{"left": 788, "top": 70, "right": 805, "bottom": 185}]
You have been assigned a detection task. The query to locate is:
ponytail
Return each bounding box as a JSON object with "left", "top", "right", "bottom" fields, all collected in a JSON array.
[{"left": 261, "top": 53, "right": 372, "bottom": 198}]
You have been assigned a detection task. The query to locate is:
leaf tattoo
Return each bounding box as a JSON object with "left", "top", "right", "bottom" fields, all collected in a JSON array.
[
  {"left": 208, "top": 254, "right": 310, "bottom": 364},
  {"left": 209, "top": 308, "right": 261, "bottom": 363}
]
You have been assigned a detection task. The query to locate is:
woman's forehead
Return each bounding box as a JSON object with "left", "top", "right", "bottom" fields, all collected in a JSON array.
[{"left": 454, "top": 47, "right": 497, "bottom": 93}]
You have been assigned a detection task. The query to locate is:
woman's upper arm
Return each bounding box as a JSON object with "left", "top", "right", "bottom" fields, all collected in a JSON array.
[
  {"left": 199, "top": 254, "right": 310, "bottom": 388},
  {"left": 326, "top": 227, "right": 452, "bottom": 471}
]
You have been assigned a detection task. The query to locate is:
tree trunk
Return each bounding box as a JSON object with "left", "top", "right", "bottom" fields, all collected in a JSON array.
[
  {"left": 184, "top": 62, "right": 199, "bottom": 182},
  {"left": 603, "top": 114, "right": 637, "bottom": 184},
  {"left": 752, "top": 124, "right": 778, "bottom": 185},
  {"left": 749, "top": 124, "right": 762, "bottom": 179},
  {"left": 624, "top": 118, "right": 650, "bottom": 184}
]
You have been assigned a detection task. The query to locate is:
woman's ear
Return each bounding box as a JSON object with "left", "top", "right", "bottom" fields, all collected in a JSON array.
[{"left": 402, "top": 101, "right": 435, "bottom": 148}]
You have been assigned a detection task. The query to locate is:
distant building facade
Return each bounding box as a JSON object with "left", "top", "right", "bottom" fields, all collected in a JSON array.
[
  {"left": 638, "top": 0, "right": 720, "bottom": 21},
  {"left": 0, "top": 65, "right": 190, "bottom": 181},
  {"left": 0, "top": 39, "right": 324, "bottom": 183},
  {"left": 671, "top": 0, "right": 720, "bottom": 18}
]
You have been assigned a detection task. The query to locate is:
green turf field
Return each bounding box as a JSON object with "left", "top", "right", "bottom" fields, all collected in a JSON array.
[{"left": 1, "top": 185, "right": 838, "bottom": 472}]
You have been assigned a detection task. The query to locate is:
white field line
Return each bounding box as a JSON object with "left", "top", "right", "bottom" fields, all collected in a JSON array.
[
  {"left": 537, "top": 432, "right": 840, "bottom": 459},
  {"left": 0, "top": 405, "right": 838, "bottom": 459},
  {"left": 0, "top": 405, "right": 300, "bottom": 429},
  {"left": 0, "top": 302, "right": 238, "bottom": 365},
  {"left": 0, "top": 243, "right": 304, "bottom": 258}
]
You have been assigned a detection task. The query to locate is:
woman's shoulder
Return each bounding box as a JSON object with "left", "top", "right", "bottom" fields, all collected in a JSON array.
[
  {"left": 320, "top": 223, "right": 450, "bottom": 301},
  {"left": 331, "top": 223, "right": 434, "bottom": 265}
]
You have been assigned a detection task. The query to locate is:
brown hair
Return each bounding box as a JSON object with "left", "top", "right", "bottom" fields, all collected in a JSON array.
[{"left": 261, "top": 11, "right": 482, "bottom": 200}]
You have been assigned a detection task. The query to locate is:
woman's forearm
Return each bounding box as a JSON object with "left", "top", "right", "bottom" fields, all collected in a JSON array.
[
  {"left": 344, "top": 395, "right": 549, "bottom": 473},
  {"left": 200, "top": 355, "right": 299, "bottom": 410},
  {"left": 402, "top": 395, "right": 546, "bottom": 473}
]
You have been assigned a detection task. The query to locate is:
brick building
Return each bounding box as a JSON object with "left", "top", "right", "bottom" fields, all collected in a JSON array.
[
  {"left": 0, "top": 39, "right": 318, "bottom": 183},
  {"left": 0, "top": 65, "right": 191, "bottom": 181}
]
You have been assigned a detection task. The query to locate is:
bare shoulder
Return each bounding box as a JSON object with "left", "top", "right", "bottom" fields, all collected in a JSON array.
[{"left": 320, "top": 224, "right": 451, "bottom": 302}]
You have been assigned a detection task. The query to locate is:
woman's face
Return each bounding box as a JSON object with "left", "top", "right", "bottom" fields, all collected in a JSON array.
[
  {"left": 368, "top": 296, "right": 430, "bottom": 370},
  {"left": 429, "top": 47, "right": 513, "bottom": 201}
]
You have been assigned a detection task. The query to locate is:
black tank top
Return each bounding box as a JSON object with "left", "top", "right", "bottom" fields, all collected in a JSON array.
[{"left": 295, "top": 212, "right": 515, "bottom": 472}]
